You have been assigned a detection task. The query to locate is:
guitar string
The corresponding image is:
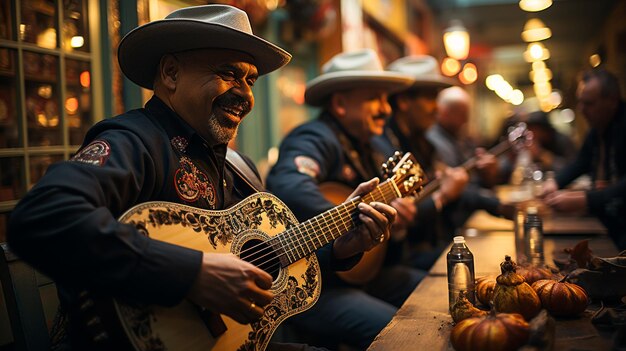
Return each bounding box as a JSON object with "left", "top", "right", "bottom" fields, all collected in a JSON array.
[
  {"left": 241, "top": 199, "right": 361, "bottom": 270},
  {"left": 236, "top": 186, "right": 390, "bottom": 264},
  {"left": 240, "top": 186, "right": 400, "bottom": 272},
  {"left": 240, "top": 185, "right": 397, "bottom": 266}
]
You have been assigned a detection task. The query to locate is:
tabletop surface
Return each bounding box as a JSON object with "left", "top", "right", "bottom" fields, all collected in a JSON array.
[{"left": 368, "top": 216, "right": 619, "bottom": 351}]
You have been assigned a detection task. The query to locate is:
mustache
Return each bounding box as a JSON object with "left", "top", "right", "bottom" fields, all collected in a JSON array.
[
  {"left": 215, "top": 93, "right": 251, "bottom": 116},
  {"left": 373, "top": 113, "right": 390, "bottom": 121}
]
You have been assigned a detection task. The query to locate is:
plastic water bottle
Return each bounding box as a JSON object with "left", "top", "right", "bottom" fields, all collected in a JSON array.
[
  {"left": 524, "top": 206, "right": 544, "bottom": 265},
  {"left": 447, "top": 236, "right": 475, "bottom": 311}
]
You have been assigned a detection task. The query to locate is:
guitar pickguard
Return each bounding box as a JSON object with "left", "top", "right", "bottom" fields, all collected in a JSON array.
[{"left": 115, "top": 193, "right": 322, "bottom": 351}]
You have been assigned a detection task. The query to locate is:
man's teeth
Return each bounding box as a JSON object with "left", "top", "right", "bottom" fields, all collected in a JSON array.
[{"left": 222, "top": 106, "right": 243, "bottom": 117}]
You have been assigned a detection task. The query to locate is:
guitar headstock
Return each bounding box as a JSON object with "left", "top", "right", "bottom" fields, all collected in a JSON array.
[
  {"left": 382, "top": 152, "right": 425, "bottom": 198},
  {"left": 507, "top": 122, "right": 533, "bottom": 151}
]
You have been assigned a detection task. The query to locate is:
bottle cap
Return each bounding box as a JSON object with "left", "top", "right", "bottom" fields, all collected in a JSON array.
[
  {"left": 453, "top": 236, "right": 465, "bottom": 244},
  {"left": 526, "top": 206, "right": 538, "bottom": 215}
]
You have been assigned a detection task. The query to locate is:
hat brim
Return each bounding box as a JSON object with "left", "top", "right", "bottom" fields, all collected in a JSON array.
[
  {"left": 304, "top": 71, "right": 415, "bottom": 106},
  {"left": 118, "top": 19, "right": 291, "bottom": 89},
  {"left": 410, "top": 76, "right": 457, "bottom": 89}
]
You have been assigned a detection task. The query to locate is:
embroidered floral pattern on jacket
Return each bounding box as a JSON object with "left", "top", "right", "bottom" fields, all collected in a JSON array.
[{"left": 174, "top": 156, "right": 216, "bottom": 206}]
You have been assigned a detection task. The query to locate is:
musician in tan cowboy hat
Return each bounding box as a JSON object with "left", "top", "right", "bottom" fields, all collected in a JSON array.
[
  {"left": 266, "top": 49, "right": 426, "bottom": 349},
  {"left": 8, "top": 6, "right": 397, "bottom": 350}
]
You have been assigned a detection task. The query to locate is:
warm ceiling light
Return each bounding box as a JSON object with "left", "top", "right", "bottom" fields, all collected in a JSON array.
[
  {"left": 532, "top": 61, "right": 546, "bottom": 71},
  {"left": 521, "top": 18, "right": 551, "bottom": 42},
  {"left": 589, "top": 54, "right": 602, "bottom": 67},
  {"left": 524, "top": 42, "right": 550, "bottom": 62},
  {"left": 459, "top": 63, "right": 477, "bottom": 85},
  {"left": 443, "top": 20, "right": 470, "bottom": 60},
  {"left": 534, "top": 81, "right": 552, "bottom": 97},
  {"left": 485, "top": 74, "right": 504, "bottom": 90},
  {"left": 519, "top": 0, "right": 552, "bottom": 12},
  {"left": 441, "top": 57, "right": 461, "bottom": 76},
  {"left": 529, "top": 68, "right": 553, "bottom": 83},
  {"left": 509, "top": 89, "right": 524, "bottom": 105}
]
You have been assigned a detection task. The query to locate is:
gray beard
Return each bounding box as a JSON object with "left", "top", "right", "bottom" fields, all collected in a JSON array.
[{"left": 207, "top": 113, "right": 239, "bottom": 144}]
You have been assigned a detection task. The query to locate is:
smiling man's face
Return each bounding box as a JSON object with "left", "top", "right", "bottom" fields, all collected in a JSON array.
[{"left": 160, "top": 49, "right": 258, "bottom": 144}]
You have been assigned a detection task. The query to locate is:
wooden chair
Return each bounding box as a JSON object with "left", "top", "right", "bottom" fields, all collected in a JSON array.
[{"left": 0, "top": 243, "right": 58, "bottom": 350}]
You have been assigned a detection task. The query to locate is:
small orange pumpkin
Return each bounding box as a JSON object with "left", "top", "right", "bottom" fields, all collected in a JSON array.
[
  {"left": 450, "top": 308, "right": 530, "bottom": 351},
  {"left": 532, "top": 277, "right": 589, "bottom": 317},
  {"left": 493, "top": 256, "right": 541, "bottom": 320},
  {"left": 475, "top": 276, "right": 497, "bottom": 306},
  {"left": 516, "top": 264, "right": 553, "bottom": 285}
]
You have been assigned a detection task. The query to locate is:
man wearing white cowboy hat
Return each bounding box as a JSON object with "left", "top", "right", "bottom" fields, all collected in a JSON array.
[
  {"left": 8, "top": 6, "right": 396, "bottom": 350},
  {"left": 266, "top": 49, "right": 426, "bottom": 349}
]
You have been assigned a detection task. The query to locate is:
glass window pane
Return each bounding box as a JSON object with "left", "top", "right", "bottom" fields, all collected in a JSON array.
[
  {"left": 0, "top": 0, "right": 14, "bottom": 40},
  {"left": 20, "top": 0, "right": 58, "bottom": 49},
  {"left": 0, "top": 48, "right": 21, "bottom": 148},
  {"left": 65, "top": 59, "right": 91, "bottom": 145},
  {"left": 63, "top": 0, "right": 89, "bottom": 52},
  {"left": 0, "top": 157, "right": 25, "bottom": 202},
  {"left": 29, "top": 154, "right": 63, "bottom": 187},
  {"left": 24, "top": 51, "right": 61, "bottom": 146}
]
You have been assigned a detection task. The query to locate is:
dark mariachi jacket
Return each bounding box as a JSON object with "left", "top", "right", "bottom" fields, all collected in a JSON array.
[{"left": 8, "top": 96, "right": 262, "bottom": 310}]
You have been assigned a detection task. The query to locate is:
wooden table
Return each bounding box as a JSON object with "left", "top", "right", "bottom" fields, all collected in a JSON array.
[{"left": 368, "top": 231, "right": 620, "bottom": 351}]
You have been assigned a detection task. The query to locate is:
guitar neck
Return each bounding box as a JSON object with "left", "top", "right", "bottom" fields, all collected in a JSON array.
[
  {"left": 276, "top": 179, "right": 401, "bottom": 266},
  {"left": 417, "top": 138, "right": 513, "bottom": 201}
]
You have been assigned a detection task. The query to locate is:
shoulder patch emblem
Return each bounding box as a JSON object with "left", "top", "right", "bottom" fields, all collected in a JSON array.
[
  {"left": 70, "top": 140, "right": 111, "bottom": 166},
  {"left": 174, "top": 156, "right": 216, "bottom": 206},
  {"left": 294, "top": 155, "right": 320, "bottom": 179}
]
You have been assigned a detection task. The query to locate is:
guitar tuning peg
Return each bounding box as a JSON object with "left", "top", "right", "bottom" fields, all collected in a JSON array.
[
  {"left": 393, "top": 151, "right": 402, "bottom": 160},
  {"left": 381, "top": 163, "right": 391, "bottom": 179}
]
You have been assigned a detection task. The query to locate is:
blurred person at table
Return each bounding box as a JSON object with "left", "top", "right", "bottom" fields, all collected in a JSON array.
[
  {"left": 542, "top": 68, "right": 626, "bottom": 250},
  {"left": 427, "top": 85, "right": 501, "bottom": 188},
  {"left": 266, "top": 49, "right": 425, "bottom": 350},
  {"left": 523, "top": 110, "right": 577, "bottom": 173}
]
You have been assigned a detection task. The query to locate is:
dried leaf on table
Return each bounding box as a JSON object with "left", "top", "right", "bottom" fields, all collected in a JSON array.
[{"left": 564, "top": 239, "right": 594, "bottom": 269}]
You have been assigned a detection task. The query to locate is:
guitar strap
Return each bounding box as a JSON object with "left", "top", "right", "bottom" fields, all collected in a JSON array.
[{"left": 226, "top": 148, "right": 264, "bottom": 193}]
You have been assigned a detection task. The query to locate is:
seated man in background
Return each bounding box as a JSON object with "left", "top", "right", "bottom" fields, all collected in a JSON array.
[
  {"left": 7, "top": 6, "right": 396, "bottom": 350},
  {"left": 542, "top": 68, "right": 626, "bottom": 250},
  {"left": 427, "top": 85, "right": 501, "bottom": 188},
  {"left": 266, "top": 49, "right": 425, "bottom": 350}
]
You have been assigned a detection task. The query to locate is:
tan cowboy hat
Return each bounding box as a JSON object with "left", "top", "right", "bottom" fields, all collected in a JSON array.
[
  {"left": 118, "top": 5, "right": 291, "bottom": 90},
  {"left": 304, "top": 49, "right": 415, "bottom": 106},
  {"left": 387, "top": 55, "right": 456, "bottom": 89}
]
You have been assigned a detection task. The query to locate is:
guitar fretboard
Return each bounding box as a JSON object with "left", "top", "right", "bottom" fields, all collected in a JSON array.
[{"left": 275, "top": 180, "right": 401, "bottom": 266}]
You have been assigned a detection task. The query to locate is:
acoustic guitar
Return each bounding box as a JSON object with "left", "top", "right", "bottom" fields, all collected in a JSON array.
[{"left": 83, "top": 152, "right": 423, "bottom": 351}]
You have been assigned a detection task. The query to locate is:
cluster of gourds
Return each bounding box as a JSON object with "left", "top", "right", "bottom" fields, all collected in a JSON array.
[{"left": 450, "top": 255, "right": 589, "bottom": 351}]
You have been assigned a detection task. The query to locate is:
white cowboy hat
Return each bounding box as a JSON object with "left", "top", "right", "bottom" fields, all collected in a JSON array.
[
  {"left": 118, "top": 5, "right": 291, "bottom": 90},
  {"left": 387, "top": 55, "right": 456, "bottom": 89},
  {"left": 304, "top": 49, "right": 415, "bottom": 106}
]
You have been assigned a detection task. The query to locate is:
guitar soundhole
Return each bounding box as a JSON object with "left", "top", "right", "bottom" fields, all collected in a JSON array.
[{"left": 240, "top": 239, "right": 281, "bottom": 280}]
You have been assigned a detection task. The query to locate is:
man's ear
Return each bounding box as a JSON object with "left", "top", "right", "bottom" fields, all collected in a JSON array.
[
  {"left": 158, "top": 54, "right": 179, "bottom": 90},
  {"left": 330, "top": 93, "right": 346, "bottom": 117}
]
